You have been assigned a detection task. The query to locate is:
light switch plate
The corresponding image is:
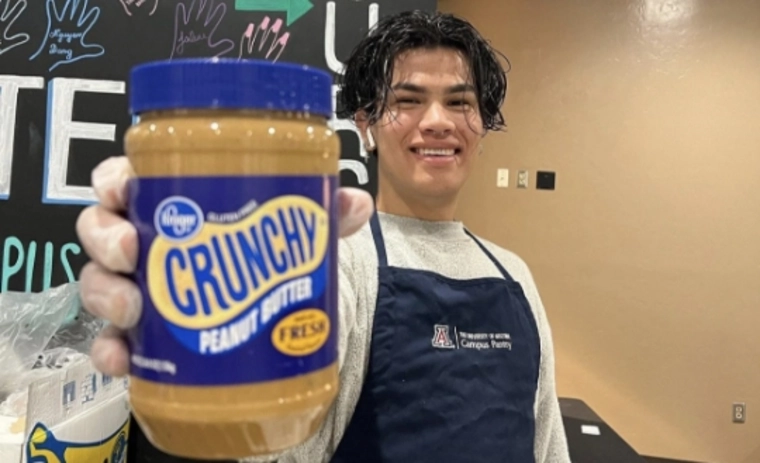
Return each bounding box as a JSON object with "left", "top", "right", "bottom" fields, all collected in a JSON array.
[{"left": 497, "top": 169, "right": 509, "bottom": 188}]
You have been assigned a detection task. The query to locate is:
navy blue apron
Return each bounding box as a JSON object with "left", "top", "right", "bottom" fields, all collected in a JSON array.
[{"left": 331, "top": 214, "right": 542, "bottom": 463}]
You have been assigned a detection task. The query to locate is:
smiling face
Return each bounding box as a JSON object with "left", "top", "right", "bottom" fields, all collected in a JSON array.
[{"left": 357, "top": 47, "right": 486, "bottom": 218}]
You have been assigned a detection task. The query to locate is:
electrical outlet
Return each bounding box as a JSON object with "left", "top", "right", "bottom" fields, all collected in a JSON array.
[
  {"left": 497, "top": 169, "right": 509, "bottom": 188},
  {"left": 517, "top": 170, "right": 529, "bottom": 189},
  {"left": 734, "top": 403, "right": 746, "bottom": 423}
]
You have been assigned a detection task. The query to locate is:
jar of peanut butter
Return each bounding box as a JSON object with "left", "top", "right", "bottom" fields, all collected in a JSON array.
[{"left": 124, "top": 58, "right": 340, "bottom": 460}]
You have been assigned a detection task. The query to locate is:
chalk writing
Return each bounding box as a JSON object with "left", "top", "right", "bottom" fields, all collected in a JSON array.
[
  {"left": 325, "top": 1, "right": 378, "bottom": 74},
  {"left": 171, "top": 0, "right": 234, "bottom": 59},
  {"left": 238, "top": 16, "right": 289, "bottom": 62},
  {"left": 1, "top": 236, "right": 80, "bottom": 292},
  {"left": 0, "top": 0, "right": 29, "bottom": 56},
  {"left": 44, "top": 78, "right": 126, "bottom": 204},
  {"left": 119, "top": 0, "right": 159, "bottom": 17},
  {"left": 0, "top": 75, "right": 44, "bottom": 200},
  {"left": 324, "top": 0, "right": 378, "bottom": 167},
  {"left": 0, "top": 76, "right": 125, "bottom": 204},
  {"left": 29, "top": 0, "right": 105, "bottom": 72}
]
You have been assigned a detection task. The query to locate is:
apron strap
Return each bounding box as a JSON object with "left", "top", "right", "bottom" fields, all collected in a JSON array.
[
  {"left": 369, "top": 212, "right": 389, "bottom": 267},
  {"left": 464, "top": 229, "right": 516, "bottom": 283}
]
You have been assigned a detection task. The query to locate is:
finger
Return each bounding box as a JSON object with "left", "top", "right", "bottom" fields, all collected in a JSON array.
[
  {"left": 67, "top": 0, "right": 77, "bottom": 21},
  {"left": 239, "top": 24, "right": 252, "bottom": 59},
  {"left": 7, "top": 0, "right": 26, "bottom": 21},
  {"left": 80, "top": 262, "right": 142, "bottom": 329},
  {"left": 192, "top": 0, "right": 202, "bottom": 20},
  {"left": 271, "top": 18, "right": 282, "bottom": 35},
  {"left": 76, "top": 206, "right": 137, "bottom": 273},
  {"left": 118, "top": 0, "right": 131, "bottom": 16},
  {"left": 337, "top": 187, "right": 374, "bottom": 237},
  {"left": 91, "top": 156, "right": 134, "bottom": 212},
  {"left": 47, "top": 0, "right": 61, "bottom": 22},
  {"left": 78, "top": 2, "right": 100, "bottom": 32},
  {"left": 176, "top": 0, "right": 189, "bottom": 25},
  {"left": 272, "top": 32, "right": 289, "bottom": 62},
  {"left": 207, "top": 0, "right": 225, "bottom": 24},
  {"left": 91, "top": 324, "right": 130, "bottom": 377}
]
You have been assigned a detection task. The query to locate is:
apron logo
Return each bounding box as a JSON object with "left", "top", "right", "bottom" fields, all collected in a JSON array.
[
  {"left": 432, "top": 325, "right": 455, "bottom": 349},
  {"left": 431, "top": 325, "right": 514, "bottom": 351}
]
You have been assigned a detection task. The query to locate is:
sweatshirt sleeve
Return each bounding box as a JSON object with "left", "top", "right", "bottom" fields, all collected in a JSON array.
[
  {"left": 240, "top": 235, "right": 373, "bottom": 463},
  {"left": 520, "top": 263, "right": 571, "bottom": 463}
]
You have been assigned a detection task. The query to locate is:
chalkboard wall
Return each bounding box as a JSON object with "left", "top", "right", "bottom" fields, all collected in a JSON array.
[{"left": 0, "top": 0, "right": 437, "bottom": 294}]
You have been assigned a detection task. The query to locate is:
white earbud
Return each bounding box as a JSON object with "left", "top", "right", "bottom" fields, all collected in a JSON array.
[{"left": 365, "top": 129, "right": 376, "bottom": 152}]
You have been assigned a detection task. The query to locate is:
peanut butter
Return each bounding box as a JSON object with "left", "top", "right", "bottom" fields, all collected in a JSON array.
[{"left": 124, "top": 59, "right": 339, "bottom": 460}]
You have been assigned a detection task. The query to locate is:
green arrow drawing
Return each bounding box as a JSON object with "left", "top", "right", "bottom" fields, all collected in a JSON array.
[{"left": 235, "top": 0, "right": 313, "bottom": 26}]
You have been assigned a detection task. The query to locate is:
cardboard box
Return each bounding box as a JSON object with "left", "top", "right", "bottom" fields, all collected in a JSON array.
[{"left": 0, "top": 356, "right": 130, "bottom": 463}]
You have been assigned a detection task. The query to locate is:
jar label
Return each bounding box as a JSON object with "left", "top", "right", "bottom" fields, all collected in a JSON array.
[{"left": 127, "top": 176, "right": 338, "bottom": 385}]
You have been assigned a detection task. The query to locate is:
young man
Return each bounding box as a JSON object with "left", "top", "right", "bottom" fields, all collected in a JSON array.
[{"left": 76, "top": 10, "right": 570, "bottom": 463}]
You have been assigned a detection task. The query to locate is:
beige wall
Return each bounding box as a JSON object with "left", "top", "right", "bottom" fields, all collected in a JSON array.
[{"left": 438, "top": 1, "right": 760, "bottom": 462}]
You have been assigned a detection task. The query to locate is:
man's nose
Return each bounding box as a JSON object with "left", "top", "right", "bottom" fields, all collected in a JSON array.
[{"left": 419, "top": 102, "right": 455, "bottom": 136}]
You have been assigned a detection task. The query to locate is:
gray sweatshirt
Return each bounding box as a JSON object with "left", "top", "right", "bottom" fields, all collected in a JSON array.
[{"left": 247, "top": 212, "right": 571, "bottom": 463}]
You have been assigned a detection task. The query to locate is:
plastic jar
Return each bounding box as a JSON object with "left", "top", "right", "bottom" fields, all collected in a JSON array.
[{"left": 124, "top": 58, "right": 340, "bottom": 460}]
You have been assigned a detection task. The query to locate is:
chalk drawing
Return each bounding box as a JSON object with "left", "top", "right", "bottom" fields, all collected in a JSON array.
[
  {"left": 119, "top": 0, "right": 159, "bottom": 17},
  {"left": 325, "top": 1, "right": 378, "bottom": 74},
  {"left": 238, "top": 16, "right": 289, "bottom": 62},
  {"left": 29, "top": 0, "right": 105, "bottom": 72},
  {"left": 0, "top": 0, "right": 29, "bottom": 56},
  {"left": 171, "top": 0, "right": 235, "bottom": 59}
]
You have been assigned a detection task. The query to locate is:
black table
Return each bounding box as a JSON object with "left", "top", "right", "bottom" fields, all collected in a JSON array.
[{"left": 559, "top": 397, "right": 647, "bottom": 463}]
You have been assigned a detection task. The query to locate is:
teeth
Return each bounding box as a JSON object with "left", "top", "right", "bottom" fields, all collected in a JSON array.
[{"left": 417, "top": 148, "right": 455, "bottom": 156}]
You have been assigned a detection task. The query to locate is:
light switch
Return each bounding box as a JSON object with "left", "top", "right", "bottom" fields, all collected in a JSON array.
[{"left": 497, "top": 169, "right": 509, "bottom": 188}]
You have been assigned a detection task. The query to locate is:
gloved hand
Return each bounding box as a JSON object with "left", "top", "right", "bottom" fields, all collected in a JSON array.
[{"left": 76, "top": 156, "right": 374, "bottom": 377}]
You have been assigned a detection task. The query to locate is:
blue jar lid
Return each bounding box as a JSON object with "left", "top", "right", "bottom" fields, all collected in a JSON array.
[{"left": 129, "top": 58, "right": 333, "bottom": 118}]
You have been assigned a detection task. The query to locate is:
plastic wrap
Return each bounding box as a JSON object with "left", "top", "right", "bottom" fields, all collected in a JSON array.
[{"left": 0, "top": 283, "right": 105, "bottom": 407}]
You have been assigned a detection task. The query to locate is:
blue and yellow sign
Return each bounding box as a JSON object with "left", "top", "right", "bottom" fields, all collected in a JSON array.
[{"left": 25, "top": 419, "right": 129, "bottom": 463}]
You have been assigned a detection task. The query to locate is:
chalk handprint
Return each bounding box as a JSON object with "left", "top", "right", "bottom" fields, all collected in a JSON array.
[
  {"left": 238, "top": 16, "right": 290, "bottom": 62},
  {"left": 119, "top": 0, "right": 159, "bottom": 17},
  {"left": 29, "top": 0, "right": 105, "bottom": 72},
  {"left": 0, "top": 0, "right": 29, "bottom": 56},
  {"left": 171, "top": 0, "right": 235, "bottom": 59}
]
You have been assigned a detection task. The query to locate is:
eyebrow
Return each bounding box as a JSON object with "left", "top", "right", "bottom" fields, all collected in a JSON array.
[{"left": 391, "top": 82, "right": 477, "bottom": 94}]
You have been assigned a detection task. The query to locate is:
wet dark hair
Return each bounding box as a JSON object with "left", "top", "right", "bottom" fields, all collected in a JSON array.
[{"left": 337, "top": 10, "right": 510, "bottom": 132}]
